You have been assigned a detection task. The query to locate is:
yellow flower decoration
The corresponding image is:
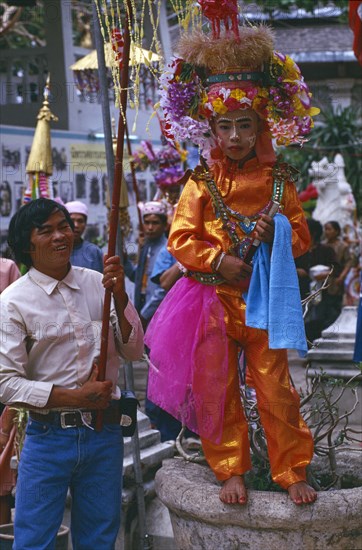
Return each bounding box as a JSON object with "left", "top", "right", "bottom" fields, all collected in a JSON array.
[
  {"left": 284, "top": 55, "right": 297, "bottom": 73},
  {"left": 230, "top": 89, "right": 246, "bottom": 101},
  {"left": 309, "top": 107, "right": 320, "bottom": 116},
  {"left": 257, "top": 88, "right": 269, "bottom": 98},
  {"left": 212, "top": 98, "right": 228, "bottom": 114}
]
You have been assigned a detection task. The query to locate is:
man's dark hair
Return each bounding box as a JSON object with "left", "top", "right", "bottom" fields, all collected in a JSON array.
[
  {"left": 307, "top": 218, "right": 323, "bottom": 243},
  {"left": 143, "top": 213, "right": 168, "bottom": 225},
  {"left": 8, "top": 198, "right": 74, "bottom": 268}
]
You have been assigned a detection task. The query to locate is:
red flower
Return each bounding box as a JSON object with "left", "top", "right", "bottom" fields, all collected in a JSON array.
[
  {"left": 299, "top": 184, "right": 318, "bottom": 202},
  {"left": 199, "top": 104, "right": 213, "bottom": 119},
  {"left": 298, "top": 190, "right": 309, "bottom": 202},
  {"left": 224, "top": 97, "right": 241, "bottom": 111},
  {"left": 305, "top": 183, "right": 318, "bottom": 199},
  {"left": 171, "top": 58, "right": 183, "bottom": 80},
  {"left": 162, "top": 122, "right": 175, "bottom": 142}
]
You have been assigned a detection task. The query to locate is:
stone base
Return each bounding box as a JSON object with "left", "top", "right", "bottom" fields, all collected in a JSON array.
[{"left": 156, "top": 459, "right": 362, "bottom": 550}]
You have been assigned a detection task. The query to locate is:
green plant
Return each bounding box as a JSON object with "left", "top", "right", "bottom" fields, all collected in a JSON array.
[{"left": 241, "top": 364, "right": 362, "bottom": 492}]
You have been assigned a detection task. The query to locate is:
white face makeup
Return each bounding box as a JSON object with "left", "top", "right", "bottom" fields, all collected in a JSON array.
[
  {"left": 247, "top": 134, "right": 257, "bottom": 148},
  {"left": 213, "top": 109, "right": 260, "bottom": 163}
]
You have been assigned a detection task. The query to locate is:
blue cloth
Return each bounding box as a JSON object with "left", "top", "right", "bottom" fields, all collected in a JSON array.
[
  {"left": 151, "top": 245, "right": 176, "bottom": 284},
  {"left": 14, "top": 415, "right": 123, "bottom": 549},
  {"left": 70, "top": 240, "right": 104, "bottom": 273},
  {"left": 245, "top": 213, "right": 308, "bottom": 356},
  {"left": 124, "top": 235, "right": 167, "bottom": 320}
]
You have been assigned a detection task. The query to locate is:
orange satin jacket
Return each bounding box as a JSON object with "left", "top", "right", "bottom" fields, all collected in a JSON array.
[{"left": 168, "top": 158, "right": 310, "bottom": 279}]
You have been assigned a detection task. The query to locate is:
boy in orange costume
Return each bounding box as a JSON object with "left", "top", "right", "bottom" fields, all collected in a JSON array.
[{"left": 146, "top": 7, "right": 319, "bottom": 505}]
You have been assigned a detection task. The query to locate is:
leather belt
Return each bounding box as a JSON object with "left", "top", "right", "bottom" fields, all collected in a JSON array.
[{"left": 29, "top": 406, "right": 120, "bottom": 429}]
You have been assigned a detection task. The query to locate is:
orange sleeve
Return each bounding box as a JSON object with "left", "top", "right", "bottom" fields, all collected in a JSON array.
[
  {"left": 282, "top": 181, "right": 311, "bottom": 258},
  {"left": 167, "top": 175, "right": 221, "bottom": 272}
]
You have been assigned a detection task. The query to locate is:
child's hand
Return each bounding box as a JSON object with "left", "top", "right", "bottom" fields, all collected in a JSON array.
[
  {"left": 255, "top": 214, "right": 275, "bottom": 243},
  {"left": 217, "top": 254, "right": 252, "bottom": 283}
]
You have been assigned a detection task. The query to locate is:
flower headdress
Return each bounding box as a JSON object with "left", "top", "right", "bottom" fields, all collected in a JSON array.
[
  {"left": 132, "top": 140, "right": 187, "bottom": 203},
  {"left": 154, "top": 165, "right": 185, "bottom": 191},
  {"left": 158, "top": 2, "right": 319, "bottom": 162}
]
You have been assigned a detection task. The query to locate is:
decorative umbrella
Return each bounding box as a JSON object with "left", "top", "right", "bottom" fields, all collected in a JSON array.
[
  {"left": 70, "top": 42, "right": 160, "bottom": 98},
  {"left": 70, "top": 42, "right": 159, "bottom": 71}
]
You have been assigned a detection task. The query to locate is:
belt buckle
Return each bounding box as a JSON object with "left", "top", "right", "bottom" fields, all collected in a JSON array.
[{"left": 60, "top": 411, "right": 79, "bottom": 429}]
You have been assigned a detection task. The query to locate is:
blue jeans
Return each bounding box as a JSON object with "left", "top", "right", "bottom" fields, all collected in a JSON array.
[{"left": 14, "top": 418, "right": 123, "bottom": 550}]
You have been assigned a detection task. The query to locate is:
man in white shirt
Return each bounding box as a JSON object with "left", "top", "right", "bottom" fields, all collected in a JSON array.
[{"left": 0, "top": 198, "right": 144, "bottom": 549}]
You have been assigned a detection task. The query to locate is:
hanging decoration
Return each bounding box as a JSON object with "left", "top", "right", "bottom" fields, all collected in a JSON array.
[
  {"left": 167, "top": 0, "right": 202, "bottom": 32},
  {"left": 110, "top": 27, "right": 124, "bottom": 70},
  {"left": 92, "top": 0, "right": 163, "bottom": 127}
]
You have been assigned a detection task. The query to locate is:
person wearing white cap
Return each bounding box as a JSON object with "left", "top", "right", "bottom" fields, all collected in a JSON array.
[
  {"left": 124, "top": 200, "right": 168, "bottom": 329},
  {"left": 65, "top": 200, "right": 103, "bottom": 273}
]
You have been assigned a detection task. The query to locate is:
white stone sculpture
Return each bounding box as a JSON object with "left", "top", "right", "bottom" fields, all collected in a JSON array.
[{"left": 310, "top": 153, "right": 356, "bottom": 230}]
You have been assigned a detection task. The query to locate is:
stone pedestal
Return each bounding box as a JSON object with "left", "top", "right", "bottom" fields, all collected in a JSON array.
[
  {"left": 307, "top": 306, "right": 361, "bottom": 424},
  {"left": 156, "top": 459, "right": 362, "bottom": 550}
]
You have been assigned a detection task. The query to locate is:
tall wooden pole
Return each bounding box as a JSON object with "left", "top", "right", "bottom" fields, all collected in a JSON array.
[
  {"left": 93, "top": 4, "right": 149, "bottom": 546},
  {"left": 91, "top": 1, "right": 124, "bottom": 260},
  {"left": 96, "top": 0, "right": 132, "bottom": 400}
]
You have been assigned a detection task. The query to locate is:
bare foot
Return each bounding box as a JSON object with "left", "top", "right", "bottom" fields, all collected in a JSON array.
[
  {"left": 219, "top": 475, "right": 247, "bottom": 505},
  {"left": 288, "top": 481, "right": 317, "bottom": 505}
]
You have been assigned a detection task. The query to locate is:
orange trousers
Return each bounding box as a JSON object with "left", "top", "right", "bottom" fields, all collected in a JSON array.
[{"left": 201, "top": 290, "right": 314, "bottom": 490}]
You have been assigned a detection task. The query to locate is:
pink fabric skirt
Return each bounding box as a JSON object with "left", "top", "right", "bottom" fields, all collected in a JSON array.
[{"left": 145, "top": 277, "right": 228, "bottom": 443}]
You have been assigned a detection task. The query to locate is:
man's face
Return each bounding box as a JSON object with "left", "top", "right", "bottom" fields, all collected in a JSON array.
[
  {"left": 143, "top": 214, "right": 166, "bottom": 240},
  {"left": 213, "top": 108, "right": 260, "bottom": 162},
  {"left": 70, "top": 213, "right": 87, "bottom": 244},
  {"left": 29, "top": 210, "right": 74, "bottom": 279}
]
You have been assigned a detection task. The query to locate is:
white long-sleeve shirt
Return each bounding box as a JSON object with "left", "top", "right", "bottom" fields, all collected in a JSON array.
[{"left": 0, "top": 266, "right": 144, "bottom": 408}]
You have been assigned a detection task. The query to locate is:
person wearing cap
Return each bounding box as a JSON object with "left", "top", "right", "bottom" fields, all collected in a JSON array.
[
  {"left": 145, "top": 9, "right": 319, "bottom": 506},
  {"left": 65, "top": 200, "right": 104, "bottom": 273},
  {"left": 124, "top": 200, "right": 168, "bottom": 329},
  {"left": 0, "top": 198, "right": 143, "bottom": 548}
]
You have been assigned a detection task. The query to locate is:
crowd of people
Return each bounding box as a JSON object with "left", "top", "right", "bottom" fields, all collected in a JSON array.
[
  {"left": 296, "top": 218, "right": 357, "bottom": 343},
  {"left": 0, "top": 9, "right": 361, "bottom": 549}
]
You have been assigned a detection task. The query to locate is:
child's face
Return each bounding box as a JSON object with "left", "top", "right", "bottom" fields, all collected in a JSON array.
[{"left": 213, "top": 108, "right": 260, "bottom": 162}]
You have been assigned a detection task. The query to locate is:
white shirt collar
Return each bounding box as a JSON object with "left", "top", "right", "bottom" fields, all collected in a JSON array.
[{"left": 28, "top": 266, "right": 80, "bottom": 295}]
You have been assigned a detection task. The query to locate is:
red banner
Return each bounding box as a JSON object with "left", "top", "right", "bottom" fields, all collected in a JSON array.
[{"left": 349, "top": 0, "right": 362, "bottom": 65}]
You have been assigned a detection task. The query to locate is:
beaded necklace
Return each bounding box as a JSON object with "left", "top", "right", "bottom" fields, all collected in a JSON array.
[{"left": 188, "top": 162, "right": 297, "bottom": 285}]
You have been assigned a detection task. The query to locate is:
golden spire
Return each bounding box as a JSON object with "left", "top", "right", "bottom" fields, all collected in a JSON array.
[{"left": 26, "top": 75, "right": 59, "bottom": 175}]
